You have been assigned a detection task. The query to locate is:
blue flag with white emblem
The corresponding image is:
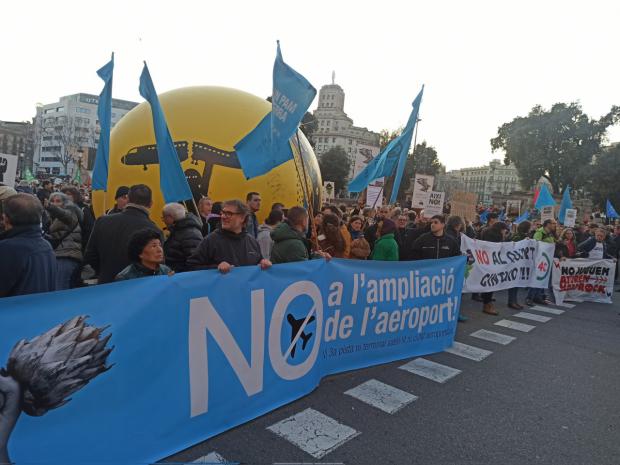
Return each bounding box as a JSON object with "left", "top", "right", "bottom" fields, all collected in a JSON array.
[
  {"left": 235, "top": 42, "right": 317, "bottom": 179},
  {"left": 606, "top": 199, "right": 619, "bottom": 219},
  {"left": 558, "top": 185, "right": 573, "bottom": 224},
  {"left": 139, "top": 62, "right": 193, "bottom": 203},
  {"left": 348, "top": 86, "right": 423, "bottom": 198},
  {"left": 91, "top": 53, "right": 114, "bottom": 191}
]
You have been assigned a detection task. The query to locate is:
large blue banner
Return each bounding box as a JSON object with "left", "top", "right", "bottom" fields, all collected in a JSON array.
[{"left": 0, "top": 257, "right": 465, "bottom": 465}]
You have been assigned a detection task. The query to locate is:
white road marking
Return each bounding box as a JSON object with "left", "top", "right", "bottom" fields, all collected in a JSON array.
[
  {"left": 495, "top": 319, "right": 536, "bottom": 332},
  {"left": 513, "top": 312, "right": 552, "bottom": 323},
  {"left": 444, "top": 341, "right": 493, "bottom": 361},
  {"left": 344, "top": 379, "right": 417, "bottom": 414},
  {"left": 529, "top": 305, "right": 565, "bottom": 315},
  {"left": 470, "top": 329, "right": 516, "bottom": 345},
  {"left": 192, "top": 451, "right": 228, "bottom": 463},
  {"left": 552, "top": 302, "right": 575, "bottom": 308},
  {"left": 267, "top": 408, "right": 360, "bottom": 459},
  {"left": 399, "top": 358, "right": 461, "bottom": 383}
]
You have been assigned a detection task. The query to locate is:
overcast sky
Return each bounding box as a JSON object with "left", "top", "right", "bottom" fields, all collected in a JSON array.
[{"left": 2, "top": 0, "right": 619, "bottom": 170}]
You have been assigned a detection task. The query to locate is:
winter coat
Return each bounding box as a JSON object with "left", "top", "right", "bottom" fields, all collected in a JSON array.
[
  {"left": 188, "top": 228, "right": 262, "bottom": 269},
  {"left": 533, "top": 227, "right": 556, "bottom": 244},
  {"left": 370, "top": 233, "right": 399, "bottom": 261},
  {"left": 246, "top": 212, "right": 259, "bottom": 238},
  {"left": 318, "top": 224, "right": 347, "bottom": 258},
  {"left": 577, "top": 236, "right": 615, "bottom": 259},
  {"left": 410, "top": 231, "right": 460, "bottom": 260},
  {"left": 399, "top": 224, "right": 431, "bottom": 261},
  {"left": 115, "top": 262, "right": 172, "bottom": 281},
  {"left": 0, "top": 225, "right": 57, "bottom": 297},
  {"left": 84, "top": 205, "right": 163, "bottom": 284},
  {"left": 270, "top": 221, "right": 311, "bottom": 263},
  {"left": 555, "top": 238, "right": 578, "bottom": 259},
  {"left": 350, "top": 237, "right": 371, "bottom": 260},
  {"left": 257, "top": 224, "right": 275, "bottom": 259},
  {"left": 340, "top": 224, "right": 352, "bottom": 258},
  {"left": 164, "top": 214, "right": 204, "bottom": 272},
  {"left": 46, "top": 204, "right": 83, "bottom": 261}
]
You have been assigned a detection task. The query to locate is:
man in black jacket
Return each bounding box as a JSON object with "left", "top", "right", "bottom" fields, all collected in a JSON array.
[
  {"left": 84, "top": 184, "right": 162, "bottom": 284},
  {"left": 0, "top": 193, "right": 57, "bottom": 297},
  {"left": 410, "top": 215, "right": 460, "bottom": 260},
  {"left": 162, "top": 202, "right": 203, "bottom": 272},
  {"left": 188, "top": 199, "right": 271, "bottom": 274}
]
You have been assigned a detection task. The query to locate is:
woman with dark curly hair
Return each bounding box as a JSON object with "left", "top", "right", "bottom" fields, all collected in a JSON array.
[
  {"left": 115, "top": 229, "right": 172, "bottom": 280},
  {"left": 318, "top": 213, "right": 346, "bottom": 258}
]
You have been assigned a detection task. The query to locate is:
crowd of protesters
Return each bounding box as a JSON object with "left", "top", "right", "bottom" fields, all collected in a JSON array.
[{"left": 1, "top": 180, "right": 619, "bottom": 322}]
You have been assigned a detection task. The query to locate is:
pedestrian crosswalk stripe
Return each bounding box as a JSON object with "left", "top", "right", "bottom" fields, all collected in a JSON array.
[
  {"left": 495, "top": 319, "right": 535, "bottom": 332},
  {"left": 267, "top": 408, "right": 360, "bottom": 459},
  {"left": 552, "top": 302, "right": 575, "bottom": 308},
  {"left": 344, "top": 379, "right": 417, "bottom": 414},
  {"left": 513, "top": 311, "right": 552, "bottom": 323},
  {"left": 445, "top": 341, "right": 493, "bottom": 361},
  {"left": 470, "top": 329, "right": 516, "bottom": 345},
  {"left": 192, "top": 451, "right": 228, "bottom": 463},
  {"left": 529, "top": 305, "right": 565, "bottom": 315},
  {"left": 399, "top": 358, "right": 461, "bottom": 383}
]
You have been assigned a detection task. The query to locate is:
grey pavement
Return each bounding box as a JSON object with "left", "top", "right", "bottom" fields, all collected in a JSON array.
[{"left": 166, "top": 290, "right": 620, "bottom": 465}]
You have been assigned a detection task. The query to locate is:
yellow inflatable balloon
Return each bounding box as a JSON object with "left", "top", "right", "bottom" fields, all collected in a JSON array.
[{"left": 93, "top": 86, "right": 322, "bottom": 226}]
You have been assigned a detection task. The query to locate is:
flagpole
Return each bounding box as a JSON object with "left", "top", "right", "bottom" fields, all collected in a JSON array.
[
  {"left": 390, "top": 118, "right": 420, "bottom": 206},
  {"left": 294, "top": 132, "right": 321, "bottom": 251}
]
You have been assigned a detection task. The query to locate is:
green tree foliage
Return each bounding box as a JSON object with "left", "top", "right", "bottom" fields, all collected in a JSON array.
[
  {"left": 491, "top": 102, "right": 620, "bottom": 191},
  {"left": 582, "top": 143, "right": 620, "bottom": 209},
  {"left": 318, "top": 146, "right": 351, "bottom": 194},
  {"left": 300, "top": 112, "right": 318, "bottom": 146}
]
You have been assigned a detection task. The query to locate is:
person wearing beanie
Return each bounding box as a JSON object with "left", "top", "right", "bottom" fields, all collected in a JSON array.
[
  {"left": 370, "top": 218, "right": 399, "bottom": 261},
  {"left": 106, "top": 186, "right": 130, "bottom": 215}
]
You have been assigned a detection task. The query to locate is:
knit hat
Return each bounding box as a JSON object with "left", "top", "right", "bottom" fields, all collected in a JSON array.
[
  {"left": 114, "top": 186, "right": 130, "bottom": 199},
  {"left": 0, "top": 185, "right": 17, "bottom": 201},
  {"left": 379, "top": 218, "right": 397, "bottom": 235}
]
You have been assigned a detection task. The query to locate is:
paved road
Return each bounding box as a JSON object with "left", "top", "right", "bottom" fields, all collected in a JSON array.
[{"left": 166, "top": 291, "right": 620, "bottom": 465}]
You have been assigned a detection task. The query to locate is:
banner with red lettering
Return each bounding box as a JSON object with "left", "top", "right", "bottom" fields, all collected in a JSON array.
[
  {"left": 461, "top": 236, "right": 555, "bottom": 293},
  {"left": 551, "top": 258, "right": 616, "bottom": 304}
]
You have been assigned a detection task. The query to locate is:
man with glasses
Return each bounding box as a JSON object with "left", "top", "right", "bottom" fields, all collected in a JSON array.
[
  {"left": 246, "top": 192, "right": 262, "bottom": 239},
  {"left": 188, "top": 199, "right": 271, "bottom": 274}
]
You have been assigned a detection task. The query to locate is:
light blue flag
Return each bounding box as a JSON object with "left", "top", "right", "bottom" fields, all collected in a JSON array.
[
  {"left": 235, "top": 41, "right": 317, "bottom": 179},
  {"left": 91, "top": 53, "right": 114, "bottom": 191},
  {"left": 558, "top": 186, "right": 573, "bottom": 224},
  {"left": 139, "top": 62, "right": 192, "bottom": 203},
  {"left": 514, "top": 210, "right": 530, "bottom": 225},
  {"left": 479, "top": 209, "right": 490, "bottom": 224},
  {"left": 606, "top": 199, "right": 619, "bottom": 219},
  {"left": 348, "top": 86, "right": 423, "bottom": 196},
  {"left": 534, "top": 184, "right": 555, "bottom": 209},
  {"left": 389, "top": 86, "right": 424, "bottom": 204}
]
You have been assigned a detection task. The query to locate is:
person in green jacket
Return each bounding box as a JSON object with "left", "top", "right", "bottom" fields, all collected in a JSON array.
[
  {"left": 271, "top": 206, "right": 330, "bottom": 264},
  {"left": 526, "top": 219, "right": 557, "bottom": 306},
  {"left": 370, "top": 218, "right": 399, "bottom": 261}
]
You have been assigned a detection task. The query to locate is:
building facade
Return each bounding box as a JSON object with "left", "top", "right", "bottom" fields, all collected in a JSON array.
[
  {"left": 310, "top": 80, "right": 380, "bottom": 187},
  {"left": 33, "top": 93, "right": 138, "bottom": 176},
  {"left": 448, "top": 159, "right": 521, "bottom": 204},
  {"left": 0, "top": 121, "right": 35, "bottom": 178}
]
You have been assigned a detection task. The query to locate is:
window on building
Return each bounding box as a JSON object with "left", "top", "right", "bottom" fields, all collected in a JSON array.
[
  {"left": 332, "top": 137, "right": 336, "bottom": 143},
  {"left": 348, "top": 139, "right": 352, "bottom": 144},
  {"left": 56, "top": 107, "right": 64, "bottom": 112},
  {"left": 44, "top": 108, "right": 55, "bottom": 114},
  {"left": 75, "top": 107, "right": 91, "bottom": 114}
]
